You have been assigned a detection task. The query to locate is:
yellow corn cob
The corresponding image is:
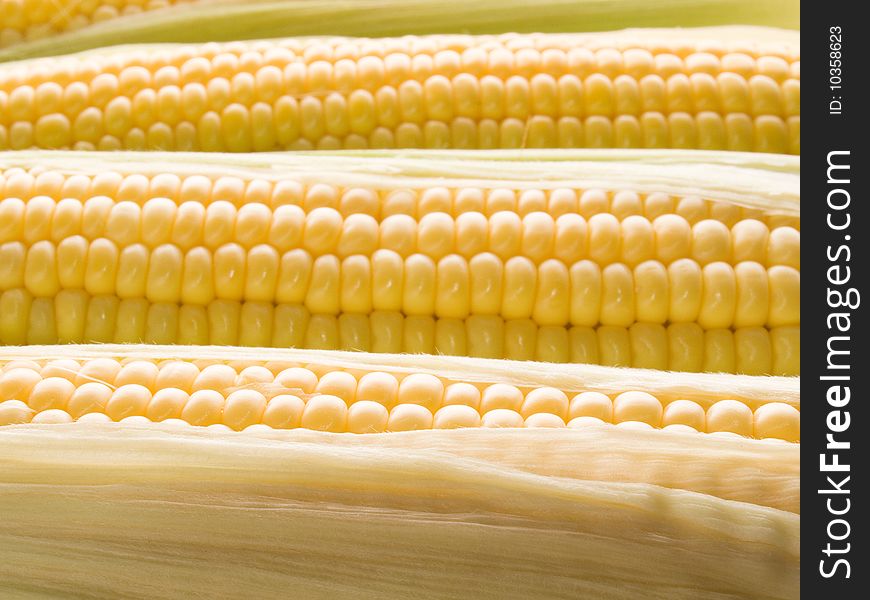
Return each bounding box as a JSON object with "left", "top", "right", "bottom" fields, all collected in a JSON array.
[
  {"left": 0, "top": 344, "right": 799, "bottom": 598},
  {"left": 0, "top": 343, "right": 800, "bottom": 495},
  {"left": 0, "top": 344, "right": 800, "bottom": 439},
  {"left": 0, "top": 150, "right": 800, "bottom": 374},
  {"left": 0, "top": 0, "right": 801, "bottom": 60},
  {"left": 0, "top": 29, "right": 800, "bottom": 153},
  {"left": 0, "top": 0, "right": 195, "bottom": 49}
]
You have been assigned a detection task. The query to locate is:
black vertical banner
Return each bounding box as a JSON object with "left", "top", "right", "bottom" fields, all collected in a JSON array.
[{"left": 804, "top": 2, "right": 867, "bottom": 597}]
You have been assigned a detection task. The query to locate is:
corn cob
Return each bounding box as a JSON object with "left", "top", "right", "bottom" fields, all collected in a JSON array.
[
  {"left": 0, "top": 150, "right": 800, "bottom": 374},
  {"left": 0, "top": 0, "right": 800, "bottom": 60},
  {"left": 0, "top": 342, "right": 801, "bottom": 509},
  {"left": 0, "top": 29, "right": 800, "bottom": 153},
  {"left": 0, "top": 0, "right": 195, "bottom": 49},
  {"left": 0, "top": 344, "right": 800, "bottom": 438},
  {"left": 0, "top": 343, "right": 799, "bottom": 599}
]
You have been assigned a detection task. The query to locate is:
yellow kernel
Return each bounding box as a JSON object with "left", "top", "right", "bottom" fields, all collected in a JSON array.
[
  {"left": 28, "top": 377, "right": 75, "bottom": 412},
  {"left": 569, "top": 260, "right": 601, "bottom": 327},
  {"left": 455, "top": 212, "right": 488, "bottom": 258},
  {"left": 582, "top": 73, "right": 613, "bottom": 117},
  {"left": 21, "top": 242, "right": 59, "bottom": 298},
  {"left": 0, "top": 242, "right": 26, "bottom": 290},
  {"left": 770, "top": 325, "right": 799, "bottom": 376},
  {"left": 1, "top": 367, "right": 43, "bottom": 402},
  {"left": 81, "top": 296, "right": 117, "bottom": 343},
  {"left": 433, "top": 404, "right": 481, "bottom": 429},
  {"left": 568, "top": 416, "right": 608, "bottom": 428},
  {"left": 103, "top": 201, "right": 141, "bottom": 246},
  {"left": 702, "top": 327, "right": 735, "bottom": 373},
  {"left": 533, "top": 259, "right": 570, "bottom": 326},
  {"left": 300, "top": 394, "right": 347, "bottom": 432},
  {"left": 75, "top": 358, "right": 121, "bottom": 387},
  {"left": 631, "top": 260, "right": 668, "bottom": 324},
  {"left": 31, "top": 409, "right": 74, "bottom": 424},
  {"left": 181, "top": 389, "right": 225, "bottom": 426},
  {"left": 521, "top": 387, "right": 569, "bottom": 420},
  {"left": 387, "top": 403, "right": 433, "bottom": 432},
  {"left": 501, "top": 256, "right": 536, "bottom": 320},
  {"left": 238, "top": 302, "right": 274, "bottom": 347},
  {"left": 568, "top": 391, "right": 612, "bottom": 422},
  {"left": 38, "top": 360, "right": 79, "bottom": 383},
  {"left": 304, "top": 314, "right": 338, "bottom": 350},
  {"left": 301, "top": 206, "right": 341, "bottom": 254},
  {"left": 346, "top": 400, "right": 389, "bottom": 433},
  {"left": 145, "top": 388, "right": 190, "bottom": 422},
  {"left": 442, "top": 383, "right": 481, "bottom": 410},
  {"left": 106, "top": 384, "right": 152, "bottom": 421},
  {"left": 668, "top": 323, "right": 704, "bottom": 373},
  {"left": 54, "top": 289, "right": 86, "bottom": 343},
  {"left": 767, "top": 265, "right": 800, "bottom": 327},
  {"left": 706, "top": 399, "right": 753, "bottom": 436},
  {"left": 550, "top": 213, "right": 586, "bottom": 265},
  {"left": 432, "top": 254, "right": 468, "bottom": 319},
  {"left": 734, "top": 261, "right": 769, "bottom": 328},
  {"left": 0, "top": 199, "right": 25, "bottom": 244},
  {"left": 402, "top": 253, "right": 436, "bottom": 316},
  {"left": 731, "top": 219, "right": 769, "bottom": 263},
  {"left": 668, "top": 258, "right": 702, "bottom": 323},
  {"left": 462, "top": 407, "right": 517, "bottom": 430},
  {"left": 146, "top": 243, "right": 183, "bottom": 303},
  {"left": 691, "top": 219, "right": 731, "bottom": 265},
  {"left": 435, "top": 319, "right": 465, "bottom": 355},
  {"left": 377, "top": 213, "right": 415, "bottom": 256},
  {"left": 222, "top": 389, "right": 268, "bottom": 431},
  {"left": 270, "top": 368, "right": 315, "bottom": 396},
  {"left": 516, "top": 189, "right": 547, "bottom": 216},
  {"left": 312, "top": 371, "right": 356, "bottom": 405},
  {"left": 353, "top": 371, "right": 398, "bottom": 409},
  {"left": 753, "top": 402, "right": 799, "bottom": 442},
  {"left": 22, "top": 196, "right": 55, "bottom": 245},
  {"left": 619, "top": 215, "right": 654, "bottom": 266},
  {"left": 521, "top": 211, "right": 555, "bottom": 262},
  {"left": 767, "top": 227, "right": 800, "bottom": 269},
  {"left": 567, "top": 326, "right": 597, "bottom": 364},
  {"left": 725, "top": 113, "right": 754, "bottom": 151},
  {"left": 587, "top": 212, "right": 620, "bottom": 264},
  {"left": 256, "top": 394, "right": 303, "bottom": 430},
  {"left": 83, "top": 238, "right": 119, "bottom": 296},
  {"left": 698, "top": 262, "right": 737, "bottom": 329},
  {"left": 600, "top": 263, "right": 635, "bottom": 327},
  {"left": 524, "top": 412, "right": 565, "bottom": 428},
  {"left": 417, "top": 212, "right": 454, "bottom": 260},
  {"left": 613, "top": 391, "right": 662, "bottom": 426},
  {"left": 533, "top": 325, "right": 568, "bottom": 363},
  {"left": 628, "top": 323, "right": 666, "bottom": 370},
  {"left": 662, "top": 399, "right": 706, "bottom": 430},
  {"left": 480, "top": 383, "right": 523, "bottom": 414},
  {"left": 396, "top": 373, "right": 443, "bottom": 412},
  {"left": 74, "top": 413, "right": 113, "bottom": 424},
  {"left": 0, "top": 400, "right": 34, "bottom": 426},
  {"left": 33, "top": 113, "right": 71, "bottom": 148}
]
